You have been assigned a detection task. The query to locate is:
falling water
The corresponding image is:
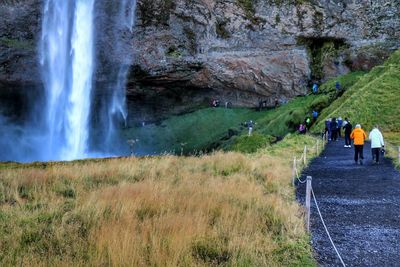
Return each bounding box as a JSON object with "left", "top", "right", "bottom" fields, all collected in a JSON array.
[
  {"left": 96, "top": 0, "right": 137, "bottom": 155},
  {"left": 40, "top": 0, "right": 95, "bottom": 160},
  {"left": 36, "top": 0, "right": 137, "bottom": 161}
]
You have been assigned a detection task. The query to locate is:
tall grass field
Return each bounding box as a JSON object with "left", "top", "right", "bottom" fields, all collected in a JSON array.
[{"left": 0, "top": 134, "right": 319, "bottom": 266}]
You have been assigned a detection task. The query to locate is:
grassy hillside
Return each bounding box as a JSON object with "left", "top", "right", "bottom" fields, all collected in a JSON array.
[
  {"left": 313, "top": 50, "right": 400, "bottom": 133},
  {"left": 0, "top": 134, "right": 319, "bottom": 266},
  {"left": 124, "top": 71, "right": 365, "bottom": 155},
  {"left": 123, "top": 108, "right": 268, "bottom": 154}
]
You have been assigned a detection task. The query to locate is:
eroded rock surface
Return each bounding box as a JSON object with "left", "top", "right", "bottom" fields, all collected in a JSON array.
[{"left": 0, "top": 0, "right": 399, "bottom": 122}]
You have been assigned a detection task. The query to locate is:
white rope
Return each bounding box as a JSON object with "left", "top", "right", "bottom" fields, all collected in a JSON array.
[
  {"left": 293, "top": 159, "right": 307, "bottom": 183},
  {"left": 295, "top": 167, "right": 300, "bottom": 178},
  {"left": 297, "top": 176, "right": 307, "bottom": 184},
  {"left": 311, "top": 187, "right": 346, "bottom": 267}
]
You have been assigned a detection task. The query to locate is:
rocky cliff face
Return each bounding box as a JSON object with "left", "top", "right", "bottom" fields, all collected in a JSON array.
[{"left": 1, "top": 0, "right": 399, "bottom": 123}]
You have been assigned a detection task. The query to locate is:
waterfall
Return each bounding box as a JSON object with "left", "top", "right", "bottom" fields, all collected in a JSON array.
[
  {"left": 37, "top": 0, "right": 136, "bottom": 161},
  {"left": 95, "top": 0, "right": 137, "bottom": 155},
  {"left": 40, "top": 0, "right": 95, "bottom": 160}
]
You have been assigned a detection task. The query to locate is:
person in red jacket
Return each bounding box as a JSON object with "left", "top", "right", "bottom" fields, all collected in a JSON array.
[{"left": 350, "top": 124, "right": 367, "bottom": 165}]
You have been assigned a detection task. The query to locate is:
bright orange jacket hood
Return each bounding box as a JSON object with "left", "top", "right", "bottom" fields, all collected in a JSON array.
[{"left": 350, "top": 128, "right": 367, "bottom": 145}]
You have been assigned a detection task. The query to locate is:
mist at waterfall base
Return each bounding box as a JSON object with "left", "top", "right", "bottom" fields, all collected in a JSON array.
[{"left": 0, "top": 0, "right": 137, "bottom": 162}]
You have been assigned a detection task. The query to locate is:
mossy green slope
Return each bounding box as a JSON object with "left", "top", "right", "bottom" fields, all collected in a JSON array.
[
  {"left": 124, "top": 71, "right": 366, "bottom": 155},
  {"left": 123, "top": 108, "right": 268, "bottom": 154},
  {"left": 313, "top": 50, "right": 400, "bottom": 133}
]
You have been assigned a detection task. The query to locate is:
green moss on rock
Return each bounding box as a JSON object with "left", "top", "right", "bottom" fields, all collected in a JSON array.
[{"left": 0, "top": 37, "right": 35, "bottom": 50}]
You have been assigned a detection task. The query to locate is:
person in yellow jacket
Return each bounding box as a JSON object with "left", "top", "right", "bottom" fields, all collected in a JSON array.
[{"left": 350, "top": 124, "right": 367, "bottom": 165}]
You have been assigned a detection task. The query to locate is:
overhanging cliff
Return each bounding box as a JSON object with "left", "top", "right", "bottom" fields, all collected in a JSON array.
[{"left": 0, "top": 0, "right": 399, "bottom": 123}]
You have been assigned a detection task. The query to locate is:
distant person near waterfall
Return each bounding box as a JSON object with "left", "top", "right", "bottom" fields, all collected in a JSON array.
[{"left": 248, "top": 120, "right": 254, "bottom": 136}]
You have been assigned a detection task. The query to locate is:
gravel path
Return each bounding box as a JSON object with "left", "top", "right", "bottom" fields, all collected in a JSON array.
[{"left": 296, "top": 140, "right": 400, "bottom": 267}]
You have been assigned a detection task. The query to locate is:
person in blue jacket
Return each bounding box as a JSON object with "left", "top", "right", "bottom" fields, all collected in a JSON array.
[
  {"left": 312, "top": 110, "right": 318, "bottom": 120},
  {"left": 335, "top": 81, "right": 341, "bottom": 90},
  {"left": 312, "top": 83, "right": 318, "bottom": 93}
]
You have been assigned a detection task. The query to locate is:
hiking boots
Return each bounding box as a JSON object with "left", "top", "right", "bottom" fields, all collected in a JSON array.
[{"left": 359, "top": 159, "right": 363, "bottom": 165}]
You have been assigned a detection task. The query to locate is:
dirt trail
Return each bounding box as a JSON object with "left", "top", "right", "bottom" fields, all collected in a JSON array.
[{"left": 297, "top": 140, "right": 400, "bottom": 267}]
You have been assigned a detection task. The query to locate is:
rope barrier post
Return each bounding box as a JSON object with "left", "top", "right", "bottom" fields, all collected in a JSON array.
[
  {"left": 292, "top": 157, "right": 296, "bottom": 186},
  {"left": 303, "top": 145, "right": 307, "bottom": 165},
  {"left": 305, "top": 176, "right": 312, "bottom": 232}
]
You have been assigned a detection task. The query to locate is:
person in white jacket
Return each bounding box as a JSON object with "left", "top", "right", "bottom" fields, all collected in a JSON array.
[{"left": 369, "top": 126, "right": 385, "bottom": 163}]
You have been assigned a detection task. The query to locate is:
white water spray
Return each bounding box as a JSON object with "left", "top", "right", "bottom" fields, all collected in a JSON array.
[
  {"left": 40, "top": 0, "right": 95, "bottom": 160},
  {"left": 39, "top": 0, "right": 138, "bottom": 161},
  {"left": 100, "top": 0, "right": 137, "bottom": 152},
  {"left": 65, "top": 0, "right": 95, "bottom": 159}
]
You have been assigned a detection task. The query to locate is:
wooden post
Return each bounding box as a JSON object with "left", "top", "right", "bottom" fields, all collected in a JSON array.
[
  {"left": 305, "top": 176, "right": 312, "bottom": 232},
  {"left": 303, "top": 146, "right": 307, "bottom": 165},
  {"left": 292, "top": 157, "right": 296, "bottom": 185}
]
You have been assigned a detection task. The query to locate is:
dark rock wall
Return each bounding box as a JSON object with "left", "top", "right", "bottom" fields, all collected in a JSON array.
[{"left": 0, "top": 0, "right": 399, "bottom": 123}]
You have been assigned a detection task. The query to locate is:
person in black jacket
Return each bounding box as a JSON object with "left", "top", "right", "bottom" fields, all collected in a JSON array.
[
  {"left": 330, "top": 117, "right": 338, "bottom": 141},
  {"left": 343, "top": 119, "right": 353, "bottom": 147}
]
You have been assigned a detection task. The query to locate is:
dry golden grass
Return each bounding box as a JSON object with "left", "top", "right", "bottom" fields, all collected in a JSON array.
[{"left": 0, "top": 134, "right": 319, "bottom": 266}]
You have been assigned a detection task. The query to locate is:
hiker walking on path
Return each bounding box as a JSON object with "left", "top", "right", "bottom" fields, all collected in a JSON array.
[
  {"left": 369, "top": 125, "right": 385, "bottom": 164},
  {"left": 350, "top": 124, "right": 367, "bottom": 165},
  {"left": 337, "top": 117, "right": 343, "bottom": 138},
  {"left": 325, "top": 118, "right": 332, "bottom": 140},
  {"left": 312, "top": 83, "right": 318, "bottom": 93},
  {"left": 305, "top": 116, "right": 312, "bottom": 130},
  {"left": 247, "top": 120, "right": 254, "bottom": 136},
  {"left": 298, "top": 123, "right": 306, "bottom": 134},
  {"left": 330, "top": 117, "right": 338, "bottom": 141},
  {"left": 343, "top": 118, "right": 352, "bottom": 147},
  {"left": 312, "top": 110, "right": 318, "bottom": 120}
]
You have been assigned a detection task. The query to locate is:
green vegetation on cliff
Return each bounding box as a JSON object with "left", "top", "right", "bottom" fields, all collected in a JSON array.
[
  {"left": 0, "top": 37, "right": 35, "bottom": 50},
  {"left": 313, "top": 49, "right": 400, "bottom": 133}
]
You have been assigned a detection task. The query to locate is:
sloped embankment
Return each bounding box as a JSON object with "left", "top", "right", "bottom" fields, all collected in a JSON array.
[{"left": 313, "top": 49, "right": 400, "bottom": 132}]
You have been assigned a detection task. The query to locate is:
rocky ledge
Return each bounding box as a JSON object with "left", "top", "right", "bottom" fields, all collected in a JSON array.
[{"left": 0, "top": 0, "right": 399, "bottom": 123}]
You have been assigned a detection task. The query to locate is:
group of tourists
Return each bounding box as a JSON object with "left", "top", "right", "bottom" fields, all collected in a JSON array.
[
  {"left": 349, "top": 124, "right": 385, "bottom": 165},
  {"left": 324, "top": 117, "right": 385, "bottom": 164},
  {"left": 324, "top": 117, "right": 347, "bottom": 141},
  {"left": 298, "top": 112, "right": 319, "bottom": 135}
]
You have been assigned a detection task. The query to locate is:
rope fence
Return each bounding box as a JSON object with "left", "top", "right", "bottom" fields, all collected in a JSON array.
[
  {"left": 311, "top": 185, "right": 346, "bottom": 267},
  {"left": 292, "top": 136, "right": 346, "bottom": 266},
  {"left": 292, "top": 137, "right": 322, "bottom": 186}
]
